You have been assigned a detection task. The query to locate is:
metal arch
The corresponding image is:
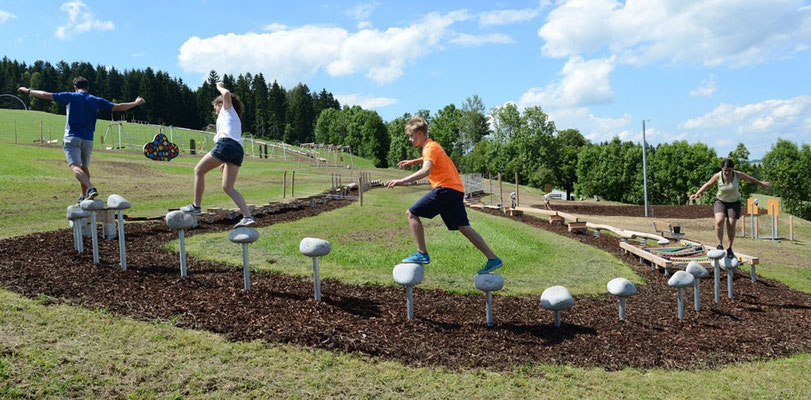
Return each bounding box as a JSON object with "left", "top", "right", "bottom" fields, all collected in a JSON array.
[{"left": 0, "top": 94, "right": 28, "bottom": 110}]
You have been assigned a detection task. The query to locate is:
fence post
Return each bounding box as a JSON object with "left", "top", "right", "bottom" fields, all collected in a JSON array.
[
  {"left": 359, "top": 175, "right": 363, "bottom": 207},
  {"left": 498, "top": 173, "right": 503, "bottom": 210},
  {"left": 283, "top": 171, "right": 287, "bottom": 199},
  {"left": 291, "top": 171, "right": 296, "bottom": 198},
  {"left": 515, "top": 172, "right": 519, "bottom": 207}
]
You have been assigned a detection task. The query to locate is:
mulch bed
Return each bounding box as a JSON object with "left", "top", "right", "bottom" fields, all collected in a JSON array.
[
  {"left": 0, "top": 199, "right": 809, "bottom": 371},
  {"left": 545, "top": 203, "right": 766, "bottom": 219}
]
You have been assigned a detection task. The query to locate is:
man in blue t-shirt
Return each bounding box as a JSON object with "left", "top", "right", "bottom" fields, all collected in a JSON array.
[{"left": 19, "top": 77, "right": 145, "bottom": 202}]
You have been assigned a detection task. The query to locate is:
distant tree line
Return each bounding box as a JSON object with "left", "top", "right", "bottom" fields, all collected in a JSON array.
[
  {"left": 0, "top": 57, "right": 340, "bottom": 144},
  {"left": 2, "top": 57, "right": 808, "bottom": 215}
]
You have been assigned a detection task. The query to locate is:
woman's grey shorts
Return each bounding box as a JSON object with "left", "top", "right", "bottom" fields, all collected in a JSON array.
[{"left": 62, "top": 136, "right": 93, "bottom": 167}]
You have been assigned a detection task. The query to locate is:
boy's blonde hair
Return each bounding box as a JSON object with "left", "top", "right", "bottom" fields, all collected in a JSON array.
[{"left": 406, "top": 116, "right": 428, "bottom": 136}]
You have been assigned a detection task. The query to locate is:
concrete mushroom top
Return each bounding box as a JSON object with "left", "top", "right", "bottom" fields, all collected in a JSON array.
[
  {"left": 540, "top": 286, "right": 574, "bottom": 311},
  {"left": 707, "top": 249, "right": 726, "bottom": 260},
  {"left": 229, "top": 227, "right": 259, "bottom": 244},
  {"left": 80, "top": 199, "right": 106, "bottom": 211},
  {"left": 392, "top": 263, "right": 424, "bottom": 287},
  {"left": 686, "top": 261, "right": 709, "bottom": 278},
  {"left": 607, "top": 278, "right": 637, "bottom": 297},
  {"left": 668, "top": 270, "right": 695, "bottom": 288},
  {"left": 106, "top": 194, "right": 131, "bottom": 210},
  {"left": 165, "top": 210, "right": 197, "bottom": 230},
  {"left": 67, "top": 204, "right": 91, "bottom": 220},
  {"left": 719, "top": 256, "right": 739, "bottom": 270},
  {"left": 657, "top": 239, "right": 671, "bottom": 245},
  {"left": 474, "top": 273, "right": 504, "bottom": 292},
  {"left": 299, "top": 237, "right": 331, "bottom": 257}
]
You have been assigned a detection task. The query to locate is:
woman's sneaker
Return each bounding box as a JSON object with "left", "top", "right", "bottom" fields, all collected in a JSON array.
[
  {"left": 726, "top": 247, "right": 736, "bottom": 259},
  {"left": 180, "top": 204, "right": 202, "bottom": 215},
  {"left": 85, "top": 187, "right": 98, "bottom": 200},
  {"left": 402, "top": 251, "right": 430, "bottom": 264},
  {"left": 477, "top": 257, "right": 503, "bottom": 274},
  {"left": 234, "top": 217, "right": 256, "bottom": 228}
]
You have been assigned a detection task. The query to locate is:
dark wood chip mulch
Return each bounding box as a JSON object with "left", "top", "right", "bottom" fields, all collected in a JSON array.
[{"left": 0, "top": 200, "right": 809, "bottom": 371}]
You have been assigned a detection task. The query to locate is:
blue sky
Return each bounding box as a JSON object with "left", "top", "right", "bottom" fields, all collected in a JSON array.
[{"left": 1, "top": 0, "right": 810, "bottom": 158}]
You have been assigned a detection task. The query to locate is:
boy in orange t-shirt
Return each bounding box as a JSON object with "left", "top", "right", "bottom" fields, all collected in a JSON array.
[{"left": 385, "top": 117, "right": 502, "bottom": 274}]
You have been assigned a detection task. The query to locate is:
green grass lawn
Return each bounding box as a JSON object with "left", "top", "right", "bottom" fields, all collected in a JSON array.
[
  {"left": 181, "top": 185, "right": 641, "bottom": 296},
  {"left": 0, "top": 132, "right": 810, "bottom": 398}
]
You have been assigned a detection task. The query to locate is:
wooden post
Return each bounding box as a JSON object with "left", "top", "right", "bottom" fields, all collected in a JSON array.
[
  {"left": 515, "top": 172, "right": 519, "bottom": 207},
  {"left": 283, "top": 171, "right": 287, "bottom": 199},
  {"left": 498, "top": 173, "right": 503, "bottom": 210},
  {"left": 489, "top": 173, "right": 493, "bottom": 206},
  {"left": 790, "top": 216, "right": 794, "bottom": 241},
  {"left": 292, "top": 171, "right": 296, "bottom": 197},
  {"left": 358, "top": 176, "right": 364, "bottom": 207},
  {"left": 754, "top": 215, "right": 759, "bottom": 238}
]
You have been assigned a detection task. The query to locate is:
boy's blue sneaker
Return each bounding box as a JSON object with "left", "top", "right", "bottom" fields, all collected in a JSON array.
[
  {"left": 477, "top": 257, "right": 503, "bottom": 274},
  {"left": 85, "top": 187, "right": 98, "bottom": 200},
  {"left": 77, "top": 196, "right": 84, "bottom": 204},
  {"left": 402, "top": 251, "right": 430, "bottom": 264}
]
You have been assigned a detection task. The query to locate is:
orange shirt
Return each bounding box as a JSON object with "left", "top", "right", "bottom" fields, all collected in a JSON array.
[{"left": 422, "top": 139, "right": 464, "bottom": 193}]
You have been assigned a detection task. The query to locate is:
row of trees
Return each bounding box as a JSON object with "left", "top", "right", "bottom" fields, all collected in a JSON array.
[
  {"left": 0, "top": 57, "right": 340, "bottom": 143},
  {"left": 2, "top": 57, "right": 808, "bottom": 217}
]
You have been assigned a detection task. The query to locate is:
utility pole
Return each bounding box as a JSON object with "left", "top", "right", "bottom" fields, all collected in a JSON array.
[{"left": 642, "top": 120, "right": 649, "bottom": 217}]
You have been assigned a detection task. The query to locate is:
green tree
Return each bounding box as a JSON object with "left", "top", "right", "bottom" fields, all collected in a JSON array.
[
  {"left": 762, "top": 139, "right": 811, "bottom": 219},
  {"left": 268, "top": 80, "right": 287, "bottom": 141},
  {"left": 556, "top": 129, "right": 588, "bottom": 198},
  {"left": 284, "top": 83, "right": 314, "bottom": 144}
]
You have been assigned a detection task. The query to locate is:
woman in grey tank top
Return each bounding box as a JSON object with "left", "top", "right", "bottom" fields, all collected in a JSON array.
[{"left": 689, "top": 159, "right": 770, "bottom": 259}]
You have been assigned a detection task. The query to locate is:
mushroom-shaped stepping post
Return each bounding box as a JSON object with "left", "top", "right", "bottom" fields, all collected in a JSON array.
[
  {"left": 474, "top": 273, "right": 504, "bottom": 326},
  {"left": 540, "top": 286, "right": 574, "bottom": 328},
  {"left": 299, "top": 237, "right": 331, "bottom": 301},
  {"left": 67, "top": 205, "right": 90, "bottom": 253},
  {"left": 686, "top": 261, "right": 709, "bottom": 311},
  {"left": 393, "top": 263, "right": 424, "bottom": 320},
  {"left": 165, "top": 210, "right": 198, "bottom": 277},
  {"left": 229, "top": 227, "right": 260, "bottom": 290},
  {"left": 607, "top": 278, "right": 637, "bottom": 320},
  {"left": 80, "top": 199, "right": 106, "bottom": 264},
  {"left": 668, "top": 271, "right": 695, "bottom": 320},
  {"left": 720, "top": 256, "right": 739, "bottom": 299},
  {"left": 707, "top": 249, "right": 726, "bottom": 305},
  {"left": 106, "top": 195, "right": 131, "bottom": 270}
]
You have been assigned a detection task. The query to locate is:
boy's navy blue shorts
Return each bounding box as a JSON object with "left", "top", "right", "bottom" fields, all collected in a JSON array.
[
  {"left": 210, "top": 138, "right": 244, "bottom": 167},
  {"left": 409, "top": 187, "right": 470, "bottom": 231}
]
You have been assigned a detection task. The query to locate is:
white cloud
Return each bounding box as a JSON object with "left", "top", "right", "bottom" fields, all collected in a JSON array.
[
  {"left": 334, "top": 93, "right": 397, "bottom": 109},
  {"left": 54, "top": 1, "right": 114, "bottom": 40},
  {"left": 449, "top": 33, "right": 513, "bottom": 47},
  {"left": 178, "top": 11, "right": 471, "bottom": 86},
  {"left": 0, "top": 9, "right": 17, "bottom": 24},
  {"left": 263, "top": 23, "right": 289, "bottom": 32},
  {"left": 346, "top": 1, "right": 379, "bottom": 29},
  {"left": 679, "top": 96, "right": 811, "bottom": 157},
  {"left": 518, "top": 56, "right": 615, "bottom": 109},
  {"left": 690, "top": 75, "right": 717, "bottom": 98},
  {"left": 538, "top": 0, "right": 811, "bottom": 67},
  {"left": 478, "top": 1, "right": 548, "bottom": 27}
]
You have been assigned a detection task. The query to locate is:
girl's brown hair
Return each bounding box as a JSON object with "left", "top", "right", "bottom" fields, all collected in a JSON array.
[{"left": 212, "top": 93, "right": 244, "bottom": 120}]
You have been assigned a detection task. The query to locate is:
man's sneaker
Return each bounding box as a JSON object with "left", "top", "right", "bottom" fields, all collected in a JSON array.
[
  {"left": 234, "top": 217, "right": 256, "bottom": 228},
  {"left": 726, "top": 247, "right": 736, "bottom": 259},
  {"left": 477, "top": 257, "right": 503, "bottom": 274},
  {"left": 85, "top": 187, "right": 98, "bottom": 200},
  {"left": 180, "top": 204, "right": 202, "bottom": 215},
  {"left": 402, "top": 251, "right": 430, "bottom": 264},
  {"left": 77, "top": 196, "right": 84, "bottom": 204},
  {"left": 716, "top": 245, "right": 724, "bottom": 250}
]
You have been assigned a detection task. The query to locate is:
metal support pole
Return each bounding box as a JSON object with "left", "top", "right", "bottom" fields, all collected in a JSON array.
[
  {"left": 90, "top": 211, "right": 99, "bottom": 264},
  {"left": 642, "top": 120, "right": 649, "bottom": 217},
  {"left": 179, "top": 230, "right": 187, "bottom": 277},
  {"left": 485, "top": 292, "right": 494, "bottom": 326},
  {"left": 116, "top": 210, "right": 127, "bottom": 270},
  {"left": 313, "top": 257, "right": 321, "bottom": 301},
  {"left": 242, "top": 243, "right": 251, "bottom": 290},
  {"left": 406, "top": 287, "right": 414, "bottom": 320},
  {"left": 713, "top": 260, "right": 721, "bottom": 304}
]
